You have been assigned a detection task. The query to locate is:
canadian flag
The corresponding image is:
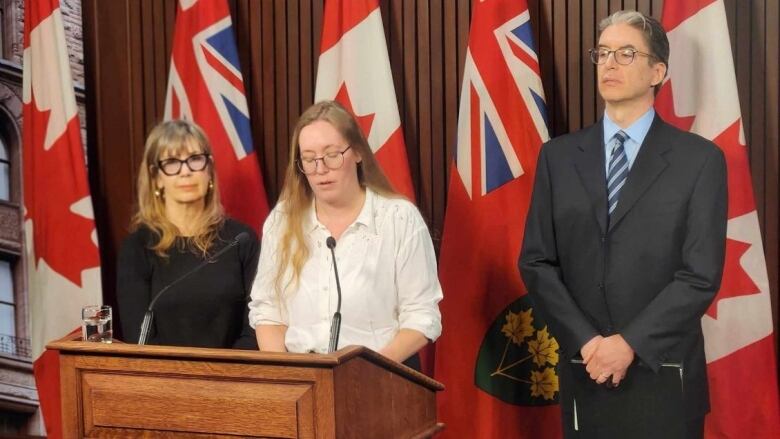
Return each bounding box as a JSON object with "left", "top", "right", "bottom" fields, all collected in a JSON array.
[
  {"left": 656, "top": 1, "right": 780, "bottom": 436},
  {"left": 23, "top": 0, "right": 103, "bottom": 437},
  {"left": 314, "top": 0, "right": 415, "bottom": 201}
]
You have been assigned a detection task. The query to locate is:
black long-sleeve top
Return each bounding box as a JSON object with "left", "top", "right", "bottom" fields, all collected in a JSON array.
[{"left": 116, "top": 219, "right": 259, "bottom": 349}]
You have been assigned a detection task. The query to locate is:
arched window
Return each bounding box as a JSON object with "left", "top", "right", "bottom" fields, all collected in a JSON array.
[
  {"left": 0, "top": 136, "right": 9, "bottom": 200},
  {"left": 0, "top": 126, "right": 14, "bottom": 350},
  {"left": 0, "top": 104, "right": 23, "bottom": 358},
  {"left": 0, "top": 258, "right": 13, "bottom": 338}
]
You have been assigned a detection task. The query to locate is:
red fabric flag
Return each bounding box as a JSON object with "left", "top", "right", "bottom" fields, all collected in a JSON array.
[
  {"left": 23, "top": 1, "right": 104, "bottom": 437},
  {"left": 656, "top": 1, "right": 780, "bottom": 437},
  {"left": 164, "top": 0, "right": 269, "bottom": 232},
  {"left": 314, "top": 0, "right": 415, "bottom": 201},
  {"left": 434, "top": 1, "right": 560, "bottom": 437}
]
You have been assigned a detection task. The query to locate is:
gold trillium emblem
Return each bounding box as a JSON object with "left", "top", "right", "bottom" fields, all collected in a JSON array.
[{"left": 491, "top": 309, "right": 560, "bottom": 400}]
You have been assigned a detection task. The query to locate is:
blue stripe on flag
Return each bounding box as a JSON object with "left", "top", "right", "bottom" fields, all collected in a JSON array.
[
  {"left": 222, "top": 96, "right": 253, "bottom": 155},
  {"left": 484, "top": 115, "right": 514, "bottom": 193},
  {"left": 511, "top": 21, "right": 535, "bottom": 52},
  {"left": 530, "top": 89, "right": 549, "bottom": 131},
  {"left": 206, "top": 26, "right": 241, "bottom": 72}
]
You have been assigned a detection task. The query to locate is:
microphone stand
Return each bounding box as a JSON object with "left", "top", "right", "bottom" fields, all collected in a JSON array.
[
  {"left": 138, "top": 232, "right": 248, "bottom": 345},
  {"left": 326, "top": 237, "right": 342, "bottom": 353}
]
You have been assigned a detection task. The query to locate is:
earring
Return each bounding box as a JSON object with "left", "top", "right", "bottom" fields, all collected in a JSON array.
[
  {"left": 154, "top": 188, "right": 162, "bottom": 197},
  {"left": 208, "top": 180, "right": 214, "bottom": 191}
]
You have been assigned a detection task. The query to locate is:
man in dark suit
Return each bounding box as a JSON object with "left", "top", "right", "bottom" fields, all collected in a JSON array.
[{"left": 519, "top": 10, "right": 727, "bottom": 439}]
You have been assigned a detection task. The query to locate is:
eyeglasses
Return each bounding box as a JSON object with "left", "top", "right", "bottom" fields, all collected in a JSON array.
[
  {"left": 157, "top": 153, "right": 210, "bottom": 176},
  {"left": 589, "top": 47, "right": 656, "bottom": 65},
  {"left": 297, "top": 146, "right": 351, "bottom": 175}
]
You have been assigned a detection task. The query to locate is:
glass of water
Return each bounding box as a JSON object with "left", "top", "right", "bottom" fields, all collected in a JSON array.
[{"left": 81, "top": 305, "right": 113, "bottom": 343}]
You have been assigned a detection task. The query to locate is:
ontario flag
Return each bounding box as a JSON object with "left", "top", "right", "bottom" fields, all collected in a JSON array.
[
  {"left": 164, "top": 0, "right": 268, "bottom": 231},
  {"left": 23, "top": 0, "right": 103, "bottom": 437},
  {"left": 434, "top": 1, "right": 559, "bottom": 437},
  {"left": 656, "top": 1, "right": 780, "bottom": 437},
  {"left": 314, "top": 0, "right": 415, "bottom": 201}
]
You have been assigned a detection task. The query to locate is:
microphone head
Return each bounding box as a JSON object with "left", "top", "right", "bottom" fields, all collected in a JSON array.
[
  {"left": 234, "top": 231, "right": 251, "bottom": 244},
  {"left": 326, "top": 236, "right": 336, "bottom": 249}
]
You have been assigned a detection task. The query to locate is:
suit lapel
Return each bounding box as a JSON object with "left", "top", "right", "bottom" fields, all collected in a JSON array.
[
  {"left": 608, "top": 116, "right": 671, "bottom": 232},
  {"left": 573, "top": 123, "right": 608, "bottom": 234}
]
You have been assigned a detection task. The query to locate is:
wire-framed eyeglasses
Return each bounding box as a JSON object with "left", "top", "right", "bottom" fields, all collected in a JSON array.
[
  {"left": 297, "top": 146, "right": 352, "bottom": 175},
  {"left": 589, "top": 47, "right": 656, "bottom": 65},
  {"left": 157, "top": 153, "right": 211, "bottom": 176}
]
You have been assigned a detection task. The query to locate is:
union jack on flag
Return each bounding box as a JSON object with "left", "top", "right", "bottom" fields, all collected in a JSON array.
[
  {"left": 436, "top": 2, "right": 560, "bottom": 437},
  {"left": 164, "top": 0, "right": 268, "bottom": 230},
  {"left": 455, "top": 8, "right": 549, "bottom": 198}
]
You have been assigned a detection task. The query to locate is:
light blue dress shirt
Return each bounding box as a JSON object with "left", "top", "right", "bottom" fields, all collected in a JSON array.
[{"left": 603, "top": 108, "right": 655, "bottom": 175}]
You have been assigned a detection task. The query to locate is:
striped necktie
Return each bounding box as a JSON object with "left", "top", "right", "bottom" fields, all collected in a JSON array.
[{"left": 607, "top": 131, "right": 629, "bottom": 219}]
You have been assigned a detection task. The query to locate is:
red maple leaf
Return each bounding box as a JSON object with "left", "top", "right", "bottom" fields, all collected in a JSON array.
[
  {"left": 706, "top": 237, "right": 760, "bottom": 318},
  {"left": 23, "top": 95, "right": 100, "bottom": 287},
  {"left": 334, "top": 83, "right": 376, "bottom": 140},
  {"left": 712, "top": 120, "right": 754, "bottom": 218},
  {"left": 655, "top": 80, "right": 696, "bottom": 132},
  {"left": 705, "top": 119, "right": 762, "bottom": 318}
]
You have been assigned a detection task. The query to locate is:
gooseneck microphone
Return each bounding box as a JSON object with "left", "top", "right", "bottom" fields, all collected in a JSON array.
[
  {"left": 326, "top": 236, "right": 343, "bottom": 353},
  {"left": 137, "top": 232, "right": 251, "bottom": 345}
]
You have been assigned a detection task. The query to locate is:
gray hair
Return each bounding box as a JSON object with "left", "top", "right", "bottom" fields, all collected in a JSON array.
[{"left": 599, "top": 10, "right": 669, "bottom": 69}]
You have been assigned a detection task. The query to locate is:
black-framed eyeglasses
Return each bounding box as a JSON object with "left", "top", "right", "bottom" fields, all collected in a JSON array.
[
  {"left": 296, "top": 146, "right": 351, "bottom": 175},
  {"left": 589, "top": 47, "right": 656, "bottom": 65},
  {"left": 157, "top": 153, "right": 211, "bottom": 176}
]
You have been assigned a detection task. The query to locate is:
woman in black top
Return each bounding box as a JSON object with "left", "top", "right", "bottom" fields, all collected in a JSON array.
[{"left": 117, "top": 119, "right": 259, "bottom": 349}]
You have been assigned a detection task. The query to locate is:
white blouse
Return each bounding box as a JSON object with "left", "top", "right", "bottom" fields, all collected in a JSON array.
[{"left": 248, "top": 189, "right": 443, "bottom": 354}]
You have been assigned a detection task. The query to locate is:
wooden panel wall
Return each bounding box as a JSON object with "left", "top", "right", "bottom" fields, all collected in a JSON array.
[{"left": 82, "top": 0, "right": 779, "bottom": 333}]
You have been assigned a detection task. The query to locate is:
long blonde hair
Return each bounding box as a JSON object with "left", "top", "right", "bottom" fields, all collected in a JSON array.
[
  {"left": 133, "top": 119, "right": 225, "bottom": 257},
  {"left": 274, "top": 100, "right": 398, "bottom": 297}
]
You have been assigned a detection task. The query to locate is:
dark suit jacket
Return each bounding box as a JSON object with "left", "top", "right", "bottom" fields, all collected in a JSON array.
[{"left": 519, "top": 115, "right": 727, "bottom": 433}]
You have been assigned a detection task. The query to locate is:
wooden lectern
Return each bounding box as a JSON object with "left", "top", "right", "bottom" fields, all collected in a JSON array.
[{"left": 47, "top": 339, "right": 444, "bottom": 438}]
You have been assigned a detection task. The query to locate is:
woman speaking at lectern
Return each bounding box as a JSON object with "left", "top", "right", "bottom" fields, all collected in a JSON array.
[
  {"left": 117, "top": 119, "right": 259, "bottom": 349},
  {"left": 248, "top": 101, "right": 442, "bottom": 370}
]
